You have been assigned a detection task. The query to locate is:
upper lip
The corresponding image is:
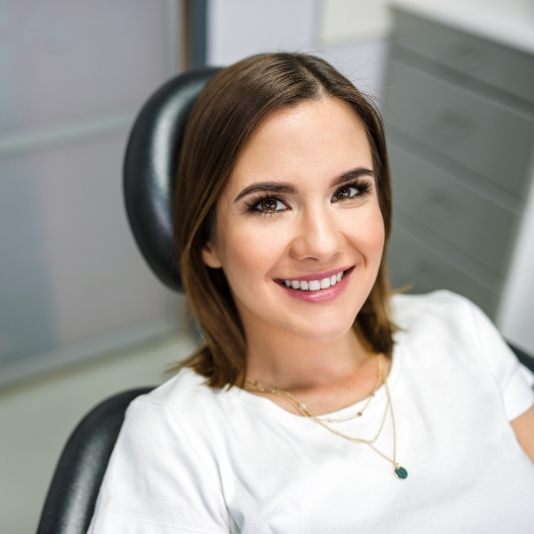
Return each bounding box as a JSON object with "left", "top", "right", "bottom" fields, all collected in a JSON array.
[{"left": 277, "top": 266, "right": 353, "bottom": 282}]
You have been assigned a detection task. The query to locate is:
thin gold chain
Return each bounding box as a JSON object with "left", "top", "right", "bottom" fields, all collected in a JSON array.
[
  {"left": 385, "top": 373, "right": 397, "bottom": 467},
  {"left": 246, "top": 356, "right": 387, "bottom": 445},
  {"left": 295, "top": 389, "right": 390, "bottom": 445},
  {"left": 246, "top": 353, "right": 382, "bottom": 422},
  {"left": 319, "top": 354, "right": 382, "bottom": 423},
  {"left": 244, "top": 354, "right": 408, "bottom": 478}
]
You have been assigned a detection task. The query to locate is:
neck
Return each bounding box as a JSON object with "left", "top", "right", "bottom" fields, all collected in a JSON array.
[{"left": 244, "top": 324, "right": 372, "bottom": 391}]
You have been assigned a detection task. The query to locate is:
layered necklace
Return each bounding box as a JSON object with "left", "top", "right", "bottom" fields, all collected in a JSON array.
[{"left": 245, "top": 354, "right": 408, "bottom": 480}]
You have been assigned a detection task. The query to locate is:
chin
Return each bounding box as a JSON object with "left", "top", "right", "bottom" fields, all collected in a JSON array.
[{"left": 289, "top": 318, "right": 356, "bottom": 344}]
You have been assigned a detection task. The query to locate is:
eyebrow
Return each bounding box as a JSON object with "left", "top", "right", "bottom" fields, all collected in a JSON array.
[{"left": 233, "top": 167, "right": 375, "bottom": 203}]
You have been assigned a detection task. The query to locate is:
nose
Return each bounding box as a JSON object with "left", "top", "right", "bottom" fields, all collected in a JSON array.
[{"left": 289, "top": 205, "right": 343, "bottom": 263}]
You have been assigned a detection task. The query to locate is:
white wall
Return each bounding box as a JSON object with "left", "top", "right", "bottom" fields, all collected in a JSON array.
[
  {"left": 0, "top": 2, "right": 188, "bottom": 531},
  {"left": 0, "top": 0, "right": 181, "bottom": 388}
]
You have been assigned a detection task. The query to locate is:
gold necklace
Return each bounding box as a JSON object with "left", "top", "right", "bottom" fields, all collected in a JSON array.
[
  {"left": 319, "top": 354, "right": 382, "bottom": 423},
  {"left": 245, "top": 354, "right": 408, "bottom": 479},
  {"left": 248, "top": 354, "right": 382, "bottom": 423}
]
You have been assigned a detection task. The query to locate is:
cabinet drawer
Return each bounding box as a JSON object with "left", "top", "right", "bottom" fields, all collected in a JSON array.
[
  {"left": 389, "top": 145, "right": 518, "bottom": 276},
  {"left": 392, "top": 9, "right": 534, "bottom": 106},
  {"left": 387, "top": 222, "right": 499, "bottom": 317},
  {"left": 386, "top": 60, "right": 534, "bottom": 198}
]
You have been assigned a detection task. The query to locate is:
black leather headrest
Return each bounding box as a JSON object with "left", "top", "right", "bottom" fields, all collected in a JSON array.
[{"left": 123, "top": 67, "right": 220, "bottom": 292}]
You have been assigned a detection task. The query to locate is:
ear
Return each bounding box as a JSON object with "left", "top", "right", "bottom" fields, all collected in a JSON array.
[{"left": 201, "top": 242, "right": 222, "bottom": 269}]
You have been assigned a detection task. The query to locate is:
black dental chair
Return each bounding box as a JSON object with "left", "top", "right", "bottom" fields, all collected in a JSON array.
[{"left": 36, "top": 65, "right": 534, "bottom": 534}]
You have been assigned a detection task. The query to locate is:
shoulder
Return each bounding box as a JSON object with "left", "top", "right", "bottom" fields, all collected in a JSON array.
[
  {"left": 101, "top": 367, "right": 228, "bottom": 499},
  {"left": 389, "top": 289, "right": 482, "bottom": 366},
  {"left": 390, "top": 288, "right": 474, "bottom": 336},
  {"left": 127, "top": 366, "right": 224, "bottom": 432},
  {"left": 90, "top": 367, "right": 231, "bottom": 532},
  {"left": 389, "top": 288, "right": 502, "bottom": 361},
  {"left": 141, "top": 365, "right": 217, "bottom": 407},
  {"left": 390, "top": 290, "right": 534, "bottom": 421}
]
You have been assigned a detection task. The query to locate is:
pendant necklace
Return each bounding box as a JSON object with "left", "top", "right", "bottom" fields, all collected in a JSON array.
[{"left": 245, "top": 353, "right": 408, "bottom": 479}]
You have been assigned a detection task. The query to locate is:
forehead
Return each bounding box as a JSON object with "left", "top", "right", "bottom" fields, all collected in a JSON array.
[{"left": 227, "top": 96, "right": 373, "bottom": 190}]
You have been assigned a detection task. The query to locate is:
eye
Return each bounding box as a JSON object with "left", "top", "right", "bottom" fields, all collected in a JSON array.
[
  {"left": 332, "top": 180, "right": 371, "bottom": 203},
  {"left": 334, "top": 186, "right": 358, "bottom": 201},
  {"left": 246, "top": 196, "right": 287, "bottom": 215}
]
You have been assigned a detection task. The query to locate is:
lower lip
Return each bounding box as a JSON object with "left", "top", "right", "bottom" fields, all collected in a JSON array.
[{"left": 277, "top": 268, "right": 354, "bottom": 303}]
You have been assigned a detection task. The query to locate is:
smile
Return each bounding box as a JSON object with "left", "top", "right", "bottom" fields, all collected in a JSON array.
[
  {"left": 283, "top": 270, "right": 344, "bottom": 291},
  {"left": 276, "top": 267, "right": 354, "bottom": 303},
  {"left": 276, "top": 266, "right": 354, "bottom": 291}
]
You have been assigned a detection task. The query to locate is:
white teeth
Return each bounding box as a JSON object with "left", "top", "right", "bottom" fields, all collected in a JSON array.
[
  {"left": 282, "top": 270, "right": 345, "bottom": 291},
  {"left": 308, "top": 280, "right": 321, "bottom": 291}
]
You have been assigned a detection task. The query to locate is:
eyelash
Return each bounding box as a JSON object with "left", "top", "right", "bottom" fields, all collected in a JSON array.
[{"left": 244, "top": 179, "right": 373, "bottom": 217}]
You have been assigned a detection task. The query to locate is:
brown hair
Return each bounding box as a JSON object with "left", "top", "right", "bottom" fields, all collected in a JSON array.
[{"left": 173, "top": 52, "right": 396, "bottom": 388}]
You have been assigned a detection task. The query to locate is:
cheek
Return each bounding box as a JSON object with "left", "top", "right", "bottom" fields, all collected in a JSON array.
[
  {"left": 347, "top": 204, "right": 385, "bottom": 256},
  {"left": 370, "top": 212, "right": 386, "bottom": 250},
  {"left": 218, "top": 222, "right": 287, "bottom": 282},
  {"left": 367, "top": 222, "right": 386, "bottom": 288}
]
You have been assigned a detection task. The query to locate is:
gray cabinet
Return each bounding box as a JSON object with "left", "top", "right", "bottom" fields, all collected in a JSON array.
[{"left": 384, "top": 6, "right": 534, "bottom": 318}]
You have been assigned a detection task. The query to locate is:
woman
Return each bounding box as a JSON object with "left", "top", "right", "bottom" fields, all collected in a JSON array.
[{"left": 89, "top": 53, "right": 534, "bottom": 533}]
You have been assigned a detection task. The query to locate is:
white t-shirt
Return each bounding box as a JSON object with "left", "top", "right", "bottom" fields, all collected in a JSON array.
[{"left": 88, "top": 290, "right": 534, "bottom": 533}]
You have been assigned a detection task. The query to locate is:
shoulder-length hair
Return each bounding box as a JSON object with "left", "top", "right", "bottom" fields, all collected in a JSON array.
[{"left": 173, "top": 52, "right": 396, "bottom": 388}]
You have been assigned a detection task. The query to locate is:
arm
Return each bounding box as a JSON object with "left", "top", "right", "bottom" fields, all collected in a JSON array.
[{"left": 511, "top": 404, "right": 534, "bottom": 462}]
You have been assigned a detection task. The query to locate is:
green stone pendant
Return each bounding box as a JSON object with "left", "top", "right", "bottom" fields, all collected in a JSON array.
[{"left": 394, "top": 465, "right": 408, "bottom": 479}]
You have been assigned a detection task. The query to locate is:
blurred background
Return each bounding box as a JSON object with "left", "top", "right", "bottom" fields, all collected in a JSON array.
[{"left": 1, "top": 0, "right": 533, "bottom": 531}]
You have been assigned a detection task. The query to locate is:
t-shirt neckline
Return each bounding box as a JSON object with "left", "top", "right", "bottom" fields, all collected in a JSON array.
[{"left": 226, "top": 339, "right": 404, "bottom": 422}]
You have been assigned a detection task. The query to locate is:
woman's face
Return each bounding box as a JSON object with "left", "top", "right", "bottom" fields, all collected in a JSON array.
[{"left": 202, "top": 96, "right": 385, "bottom": 343}]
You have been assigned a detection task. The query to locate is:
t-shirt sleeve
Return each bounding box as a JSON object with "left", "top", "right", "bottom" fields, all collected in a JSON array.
[
  {"left": 463, "top": 294, "right": 534, "bottom": 422},
  {"left": 87, "top": 397, "right": 230, "bottom": 534}
]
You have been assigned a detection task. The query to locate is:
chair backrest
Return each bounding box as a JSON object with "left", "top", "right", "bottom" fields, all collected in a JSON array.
[
  {"left": 123, "top": 66, "right": 219, "bottom": 292},
  {"left": 36, "top": 388, "right": 153, "bottom": 534}
]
